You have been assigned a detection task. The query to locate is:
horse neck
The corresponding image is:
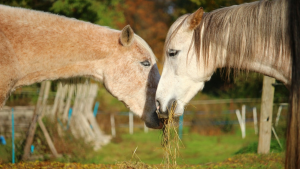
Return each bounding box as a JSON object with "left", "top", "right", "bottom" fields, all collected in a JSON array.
[
  {"left": 198, "top": 0, "right": 292, "bottom": 84},
  {"left": 214, "top": 45, "right": 291, "bottom": 84},
  {"left": 0, "top": 6, "right": 119, "bottom": 87}
]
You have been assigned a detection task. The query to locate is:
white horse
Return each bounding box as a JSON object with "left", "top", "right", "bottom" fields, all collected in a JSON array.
[
  {"left": 0, "top": 5, "right": 162, "bottom": 129},
  {"left": 156, "top": 0, "right": 299, "bottom": 167}
]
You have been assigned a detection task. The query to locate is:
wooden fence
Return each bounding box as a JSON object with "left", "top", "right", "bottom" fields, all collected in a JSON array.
[{"left": 0, "top": 106, "right": 35, "bottom": 138}]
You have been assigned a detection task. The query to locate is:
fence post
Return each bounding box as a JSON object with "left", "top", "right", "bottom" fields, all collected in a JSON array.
[
  {"left": 93, "top": 102, "right": 99, "bottom": 117},
  {"left": 38, "top": 117, "right": 59, "bottom": 157},
  {"left": 242, "top": 105, "right": 246, "bottom": 137},
  {"left": 11, "top": 108, "right": 15, "bottom": 164},
  {"left": 129, "top": 112, "right": 133, "bottom": 134},
  {"left": 272, "top": 126, "right": 283, "bottom": 149},
  {"left": 258, "top": 76, "right": 275, "bottom": 154},
  {"left": 22, "top": 82, "right": 46, "bottom": 161},
  {"left": 235, "top": 109, "right": 245, "bottom": 138},
  {"left": 253, "top": 107, "right": 258, "bottom": 134},
  {"left": 144, "top": 123, "right": 148, "bottom": 133},
  {"left": 179, "top": 114, "right": 184, "bottom": 139},
  {"left": 110, "top": 114, "right": 116, "bottom": 137},
  {"left": 275, "top": 105, "right": 283, "bottom": 127}
]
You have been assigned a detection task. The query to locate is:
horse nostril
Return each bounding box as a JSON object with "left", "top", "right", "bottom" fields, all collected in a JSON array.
[
  {"left": 167, "top": 99, "right": 176, "bottom": 111},
  {"left": 155, "top": 99, "right": 165, "bottom": 115},
  {"left": 156, "top": 99, "right": 160, "bottom": 110}
]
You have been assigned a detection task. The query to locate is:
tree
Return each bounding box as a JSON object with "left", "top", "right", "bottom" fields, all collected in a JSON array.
[
  {"left": 169, "top": 0, "right": 258, "bottom": 18},
  {"left": 0, "top": 0, "right": 125, "bottom": 29},
  {"left": 119, "top": 0, "right": 171, "bottom": 67},
  {"left": 51, "top": 0, "right": 125, "bottom": 28}
]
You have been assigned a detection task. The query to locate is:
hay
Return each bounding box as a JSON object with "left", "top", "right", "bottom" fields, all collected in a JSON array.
[
  {"left": 117, "top": 102, "right": 183, "bottom": 169},
  {"left": 116, "top": 147, "right": 155, "bottom": 169},
  {"left": 160, "top": 101, "right": 183, "bottom": 168}
]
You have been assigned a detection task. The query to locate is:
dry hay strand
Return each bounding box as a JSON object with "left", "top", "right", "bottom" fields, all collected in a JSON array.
[
  {"left": 116, "top": 147, "right": 155, "bottom": 169},
  {"left": 116, "top": 161, "right": 153, "bottom": 169},
  {"left": 160, "top": 101, "right": 183, "bottom": 169},
  {"left": 117, "top": 102, "right": 183, "bottom": 169}
]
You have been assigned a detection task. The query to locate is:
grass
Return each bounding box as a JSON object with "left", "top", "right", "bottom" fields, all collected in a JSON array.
[
  {"left": 57, "top": 126, "right": 260, "bottom": 165},
  {"left": 0, "top": 153, "right": 284, "bottom": 168},
  {"left": 1, "top": 125, "right": 284, "bottom": 168}
]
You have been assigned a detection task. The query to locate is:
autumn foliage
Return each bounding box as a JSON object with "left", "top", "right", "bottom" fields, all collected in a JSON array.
[{"left": 117, "top": 0, "right": 171, "bottom": 68}]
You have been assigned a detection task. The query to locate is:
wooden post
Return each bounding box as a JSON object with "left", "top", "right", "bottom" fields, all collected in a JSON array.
[
  {"left": 38, "top": 118, "right": 59, "bottom": 157},
  {"left": 235, "top": 109, "right": 245, "bottom": 138},
  {"left": 275, "top": 105, "right": 282, "bottom": 127},
  {"left": 129, "top": 112, "right": 133, "bottom": 134},
  {"left": 271, "top": 126, "right": 283, "bottom": 149},
  {"left": 40, "top": 81, "right": 51, "bottom": 117},
  {"left": 257, "top": 76, "right": 275, "bottom": 154},
  {"left": 63, "top": 85, "right": 75, "bottom": 122},
  {"left": 110, "top": 114, "right": 116, "bottom": 137},
  {"left": 144, "top": 123, "right": 148, "bottom": 133},
  {"left": 242, "top": 105, "right": 246, "bottom": 137},
  {"left": 22, "top": 82, "right": 46, "bottom": 161},
  {"left": 51, "top": 83, "right": 62, "bottom": 118},
  {"left": 253, "top": 107, "right": 258, "bottom": 135}
]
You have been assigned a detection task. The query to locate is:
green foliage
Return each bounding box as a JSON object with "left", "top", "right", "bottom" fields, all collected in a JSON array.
[
  {"left": 170, "top": 0, "right": 258, "bottom": 19},
  {"left": 51, "top": 0, "right": 125, "bottom": 28},
  {"left": 0, "top": 0, "right": 54, "bottom": 11},
  {"left": 219, "top": 115, "right": 234, "bottom": 133},
  {"left": 203, "top": 70, "right": 289, "bottom": 100},
  {"left": 59, "top": 127, "right": 258, "bottom": 165},
  {"left": 0, "top": 0, "right": 125, "bottom": 29},
  {"left": 235, "top": 139, "right": 285, "bottom": 155},
  {"left": 203, "top": 70, "right": 263, "bottom": 98},
  {"left": 3, "top": 137, "right": 26, "bottom": 163}
]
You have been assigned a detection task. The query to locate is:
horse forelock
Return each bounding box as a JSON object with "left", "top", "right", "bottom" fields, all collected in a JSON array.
[{"left": 164, "top": 14, "right": 190, "bottom": 62}]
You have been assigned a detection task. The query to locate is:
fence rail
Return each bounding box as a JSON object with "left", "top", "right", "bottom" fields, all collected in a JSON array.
[{"left": 0, "top": 101, "right": 289, "bottom": 140}]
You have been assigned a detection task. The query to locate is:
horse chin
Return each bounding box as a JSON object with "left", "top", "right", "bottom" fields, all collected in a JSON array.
[{"left": 144, "top": 111, "right": 163, "bottom": 129}]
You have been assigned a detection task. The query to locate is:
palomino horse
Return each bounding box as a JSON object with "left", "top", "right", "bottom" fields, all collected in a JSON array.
[
  {"left": 0, "top": 5, "right": 162, "bottom": 129},
  {"left": 156, "top": 0, "right": 299, "bottom": 167}
]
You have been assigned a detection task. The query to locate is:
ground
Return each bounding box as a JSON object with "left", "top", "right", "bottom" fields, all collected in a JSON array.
[
  {"left": 0, "top": 153, "right": 284, "bottom": 168},
  {"left": 0, "top": 126, "right": 285, "bottom": 168}
]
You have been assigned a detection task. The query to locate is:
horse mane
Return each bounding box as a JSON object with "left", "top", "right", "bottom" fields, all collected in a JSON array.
[
  {"left": 198, "top": 0, "right": 290, "bottom": 77},
  {"left": 167, "top": 0, "right": 291, "bottom": 80}
]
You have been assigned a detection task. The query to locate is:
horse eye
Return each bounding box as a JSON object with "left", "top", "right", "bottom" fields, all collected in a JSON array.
[
  {"left": 140, "top": 60, "right": 150, "bottom": 67},
  {"left": 168, "top": 49, "right": 180, "bottom": 57}
]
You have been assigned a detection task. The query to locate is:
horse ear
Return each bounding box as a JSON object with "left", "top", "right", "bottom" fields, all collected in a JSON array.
[
  {"left": 120, "top": 25, "right": 134, "bottom": 46},
  {"left": 188, "top": 7, "right": 204, "bottom": 30}
]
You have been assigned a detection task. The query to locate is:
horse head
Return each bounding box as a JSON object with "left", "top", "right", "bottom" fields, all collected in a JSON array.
[
  {"left": 156, "top": 8, "right": 214, "bottom": 118},
  {"left": 96, "top": 25, "right": 161, "bottom": 128}
]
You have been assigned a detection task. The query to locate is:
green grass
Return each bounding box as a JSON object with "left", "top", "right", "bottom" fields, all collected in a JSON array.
[
  {"left": 1, "top": 126, "right": 285, "bottom": 167},
  {"left": 63, "top": 126, "right": 261, "bottom": 165}
]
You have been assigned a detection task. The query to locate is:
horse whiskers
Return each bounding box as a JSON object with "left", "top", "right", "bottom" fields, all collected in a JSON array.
[{"left": 176, "top": 98, "right": 197, "bottom": 109}]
